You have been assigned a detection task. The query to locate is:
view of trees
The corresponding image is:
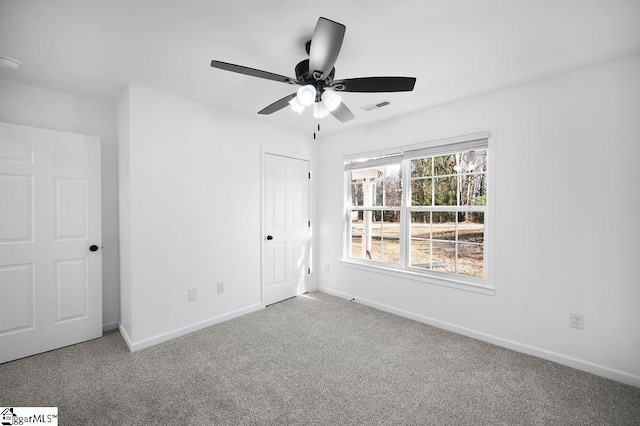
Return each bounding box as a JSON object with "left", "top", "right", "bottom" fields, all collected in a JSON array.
[
  {"left": 348, "top": 149, "right": 488, "bottom": 278},
  {"left": 351, "top": 150, "right": 487, "bottom": 221},
  {"left": 411, "top": 150, "right": 487, "bottom": 222},
  {"left": 351, "top": 165, "right": 401, "bottom": 221}
]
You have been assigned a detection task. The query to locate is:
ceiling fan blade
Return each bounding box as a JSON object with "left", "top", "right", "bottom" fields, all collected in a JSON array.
[
  {"left": 330, "top": 102, "right": 355, "bottom": 122},
  {"left": 211, "top": 60, "right": 297, "bottom": 84},
  {"left": 332, "top": 77, "right": 416, "bottom": 92},
  {"left": 257, "top": 93, "right": 297, "bottom": 115},
  {"left": 309, "top": 17, "right": 346, "bottom": 81}
]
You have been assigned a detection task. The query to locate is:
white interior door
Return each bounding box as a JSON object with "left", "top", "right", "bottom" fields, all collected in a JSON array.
[
  {"left": 0, "top": 122, "right": 102, "bottom": 364},
  {"left": 263, "top": 153, "right": 309, "bottom": 306}
]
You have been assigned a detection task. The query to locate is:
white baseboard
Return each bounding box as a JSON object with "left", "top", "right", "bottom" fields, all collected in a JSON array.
[
  {"left": 117, "top": 303, "right": 264, "bottom": 353},
  {"left": 118, "top": 323, "right": 134, "bottom": 351},
  {"left": 318, "top": 286, "right": 640, "bottom": 388},
  {"left": 102, "top": 321, "right": 119, "bottom": 332}
]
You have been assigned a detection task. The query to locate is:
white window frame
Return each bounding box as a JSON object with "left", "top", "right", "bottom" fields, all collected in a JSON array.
[{"left": 342, "top": 131, "right": 495, "bottom": 295}]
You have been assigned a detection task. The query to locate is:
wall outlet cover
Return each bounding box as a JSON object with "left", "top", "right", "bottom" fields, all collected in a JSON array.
[
  {"left": 570, "top": 313, "right": 584, "bottom": 329},
  {"left": 188, "top": 288, "right": 198, "bottom": 302}
]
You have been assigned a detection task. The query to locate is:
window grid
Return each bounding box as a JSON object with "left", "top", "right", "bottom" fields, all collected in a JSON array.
[{"left": 346, "top": 139, "right": 489, "bottom": 285}]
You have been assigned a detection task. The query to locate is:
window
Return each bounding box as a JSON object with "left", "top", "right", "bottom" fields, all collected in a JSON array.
[
  {"left": 349, "top": 163, "right": 402, "bottom": 264},
  {"left": 344, "top": 132, "right": 492, "bottom": 290}
]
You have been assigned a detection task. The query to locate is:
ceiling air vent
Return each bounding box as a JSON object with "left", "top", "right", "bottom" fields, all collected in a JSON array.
[{"left": 361, "top": 101, "right": 390, "bottom": 112}]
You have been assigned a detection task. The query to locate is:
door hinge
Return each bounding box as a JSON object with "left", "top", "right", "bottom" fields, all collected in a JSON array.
[
  {"left": 308, "top": 172, "right": 311, "bottom": 179},
  {"left": 308, "top": 268, "right": 311, "bottom": 275},
  {"left": 308, "top": 220, "right": 311, "bottom": 228}
]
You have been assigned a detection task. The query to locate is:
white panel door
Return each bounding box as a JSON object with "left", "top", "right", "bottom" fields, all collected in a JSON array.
[
  {"left": 264, "top": 153, "right": 309, "bottom": 305},
  {"left": 0, "top": 122, "right": 102, "bottom": 364}
]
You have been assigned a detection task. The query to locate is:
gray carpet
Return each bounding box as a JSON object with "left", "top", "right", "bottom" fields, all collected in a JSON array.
[{"left": 1, "top": 292, "right": 639, "bottom": 425}]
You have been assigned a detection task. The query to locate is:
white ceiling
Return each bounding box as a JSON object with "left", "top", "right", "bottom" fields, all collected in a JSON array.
[{"left": 1, "top": 0, "right": 639, "bottom": 136}]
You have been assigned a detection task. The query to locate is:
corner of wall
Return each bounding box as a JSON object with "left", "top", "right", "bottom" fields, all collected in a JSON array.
[{"left": 116, "top": 87, "right": 133, "bottom": 341}]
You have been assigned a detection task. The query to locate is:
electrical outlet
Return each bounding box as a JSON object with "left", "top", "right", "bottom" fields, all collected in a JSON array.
[
  {"left": 217, "top": 282, "right": 224, "bottom": 294},
  {"left": 188, "top": 288, "right": 198, "bottom": 302},
  {"left": 569, "top": 313, "right": 584, "bottom": 329},
  {"left": 324, "top": 264, "right": 330, "bottom": 273}
]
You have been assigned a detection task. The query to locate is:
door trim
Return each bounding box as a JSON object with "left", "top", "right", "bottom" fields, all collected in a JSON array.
[{"left": 260, "top": 148, "right": 310, "bottom": 307}]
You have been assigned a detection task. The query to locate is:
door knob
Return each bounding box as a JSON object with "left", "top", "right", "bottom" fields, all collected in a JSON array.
[
  {"left": 89, "top": 245, "right": 99, "bottom": 252},
  {"left": 266, "top": 235, "right": 273, "bottom": 241}
]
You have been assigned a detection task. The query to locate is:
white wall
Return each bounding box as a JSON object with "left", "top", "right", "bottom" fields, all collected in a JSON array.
[
  {"left": 117, "top": 86, "right": 315, "bottom": 349},
  {"left": 316, "top": 55, "right": 640, "bottom": 387},
  {"left": 0, "top": 79, "right": 120, "bottom": 330},
  {"left": 117, "top": 88, "right": 132, "bottom": 337}
]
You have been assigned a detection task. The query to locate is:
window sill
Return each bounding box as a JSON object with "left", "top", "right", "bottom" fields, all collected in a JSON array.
[{"left": 339, "top": 259, "right": 496, "bottom": 296}]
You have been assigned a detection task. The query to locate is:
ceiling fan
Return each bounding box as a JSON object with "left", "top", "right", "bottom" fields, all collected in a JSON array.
[{"left": 210, "top": 17, "right": 416, "bottom": 123}]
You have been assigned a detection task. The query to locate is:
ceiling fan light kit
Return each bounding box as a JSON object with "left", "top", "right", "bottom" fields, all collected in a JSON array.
[
  {"left": 321, "top": 89, "right": 342, "bottom": 112},
  {"left": 288, "top": 96, "right": 306, "bottom": 115},
  {"left": 313, "top": 102, "right": 330, "bottom": 119},
  {"left": 210, "top": 17, "right": 416, "bottom": 125},
  {"left": 296, "top": 85, "right": 317, "bottom": 106}
]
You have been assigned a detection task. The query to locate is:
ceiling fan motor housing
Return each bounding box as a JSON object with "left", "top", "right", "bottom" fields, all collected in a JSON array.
[{"left": 295, "top": 59, "right": 335, "bottom": 99}]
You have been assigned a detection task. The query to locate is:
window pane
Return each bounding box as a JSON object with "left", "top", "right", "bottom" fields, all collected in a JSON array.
[
  {"left": 410, "top": 212, "right": 431, "bottom": 268},
  {"left": 374, "top": 181, "right": 384, "bottom": 206},
  {"left": 460, "top": 173, "right": 487, "bottom": 207},
  {"left": 432, "top": 212, "right": 456, "bottom": 240},
  {"left": 411, "top": 158, "right": 432, "bottom": 178},
  {"left": 367, "top": 167, "right": 383, "bottom": 182},
  {"left": 459, "top": 212, "right": 484, "bottom": 244},
  {"left": 350, "top": 169, "right": 367, "bottom": 207},
  {"left": 384, "top": 166, "right": 402, "bottom": 206},
  {"left": 477, "top": 174, "right": 487, "bottom": 206},
  {"left": 349, "top": 210, "right": 400, "bottom": 265},
  {"left": 432, "top": 241, "right": 455, "bottom": 273},
  {"left": 434, "top": 176, "right": 457, "bottom": 206},
  {"left": 380, "top": 211, "right": 400, "bottom": 264},
  {"left": 411, "top": 211, "right": 431, "bottom": 225},
  {"left": 350, "top": 210, "right": 364, "bottom": 258},
  {"left": 458, "top": 243, "right": 484, "bottom": 277},
  {"left": 363, "top": 210, "right": 389, "bottom": 264},
  {"left": 368, "top": 212, "right": 383, "bottom": 262},
  {"left": 383, "top": 210, "right": 401, "bottom": 226},
  {"left": 351, "top": 183, "right": 363, "bottom": 206},
  {"left": 434, "top": 154, "right": 456, "bottom": 175},
  {"left": 351, "top": 169, "right": 367, "bottom": 182},
  {"left": 351, "top": 165, "right": 402, "bottom": 207},
  {"left": 462, "top": 149, "right": 487, "bottom": 173},
  {"left": 411, "top": 178, "right": 432, "bottom": 206}
]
